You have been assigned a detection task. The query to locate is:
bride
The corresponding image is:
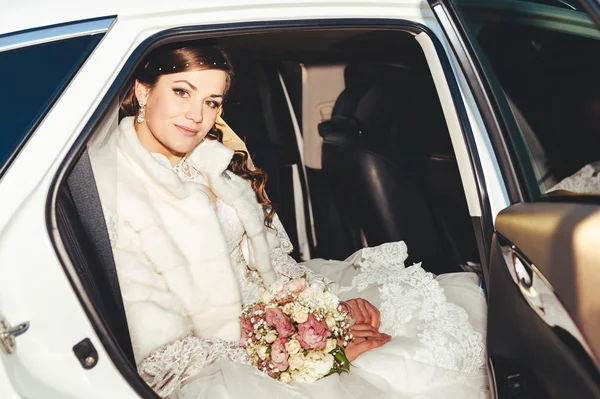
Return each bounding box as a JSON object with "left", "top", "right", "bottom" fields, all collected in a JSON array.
[{"left": 89, "top": 43, "right": 489, "bottom": 399}]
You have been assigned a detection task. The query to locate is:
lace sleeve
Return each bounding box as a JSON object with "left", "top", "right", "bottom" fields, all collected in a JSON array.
[
  {"left": 269, "top": 215, "right": 333, "bottom": 286},
  {"left": 138, "top": 335, "right": 249, "bottom": 398}
]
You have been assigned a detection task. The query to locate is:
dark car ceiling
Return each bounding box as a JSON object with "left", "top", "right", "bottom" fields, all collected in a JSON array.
[{"left": 215, "top": 28, "right": 427, "bottom": 68}]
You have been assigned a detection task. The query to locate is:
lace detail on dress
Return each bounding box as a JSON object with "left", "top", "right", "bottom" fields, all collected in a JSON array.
[
  {"left": 138, "top": 335, "right": 250, "bottom": 398},
  {"left": 271, "top": 215, "right": 294, "bottom": 255},
  {"left": 549, "top": 162, "right": 600, "bottom": 194},
  {"left": 174, "top": 159, "right": 207, "bottom": 184},
  {"left": 340, "top": 242, "right": 485, "bottom": 375},
  {"left": 232, "top": 246, "right": 265, "bottom": 305},
  {"left": 342, "top": 241, "right": 411, "bottom": 292},
  {"left": 269, "top": 216, "right": 334, "bottom": 288},
  {"left": 215, "top": 199, "right": 245, "bottom": 255}
]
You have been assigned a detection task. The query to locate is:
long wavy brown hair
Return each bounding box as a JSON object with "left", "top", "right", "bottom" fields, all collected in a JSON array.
[{"left": 120, "top": 43, "right": 276, "bottom": 226}]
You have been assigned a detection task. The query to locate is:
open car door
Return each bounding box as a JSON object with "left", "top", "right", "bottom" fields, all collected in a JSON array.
[{"left": 426, "top": 0, "right": 600, "bottom": 397}]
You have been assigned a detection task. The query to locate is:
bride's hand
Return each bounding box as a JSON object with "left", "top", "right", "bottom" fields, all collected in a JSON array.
[
  {"left": 344, "top": 324, "right": 392, "bottom": 362},
  {"left": 345, "top": 298, "right": 381, "bottom": 330}
]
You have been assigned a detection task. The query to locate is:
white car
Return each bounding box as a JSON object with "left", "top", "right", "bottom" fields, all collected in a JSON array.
[{"left": 1, "top": 0, "right": 600, "bottom": 397}]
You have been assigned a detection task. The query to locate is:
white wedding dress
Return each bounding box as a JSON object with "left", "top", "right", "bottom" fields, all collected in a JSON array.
[{"left": 135, "top": 159, "right": 489, "bottom": 399}]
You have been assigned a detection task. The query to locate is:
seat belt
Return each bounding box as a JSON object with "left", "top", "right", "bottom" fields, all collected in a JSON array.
[{"left": 66, "top": 150, "right": 135, "bottom": 363}]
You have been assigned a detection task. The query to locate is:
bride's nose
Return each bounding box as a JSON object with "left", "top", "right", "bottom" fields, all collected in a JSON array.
[{"left": 185, "top": 103, "right": 203, "bottom": 123}]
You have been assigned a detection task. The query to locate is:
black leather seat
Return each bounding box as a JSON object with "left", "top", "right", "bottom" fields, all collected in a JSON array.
[
  {"left": 319, "top": 86, "right": 454, "bottom": 274},
  {"left": 319, "top": 64, "right": 479, "bottom": 274}
]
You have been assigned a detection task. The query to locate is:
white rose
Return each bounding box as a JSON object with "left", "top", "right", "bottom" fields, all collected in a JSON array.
[
  {"left": 305, "top": 351, "right": 322, "bottom": 363},
  {"left": 309, "top": 281, "right": 326, "bottom": 292},
  {"left": 265, "top": 332, "right": 277, "bottom": 343},
  {"left": 293, "top": 308, "right": 309, "bottom": 323},
  {"left": 306, "top": 352, "right": 334, "bottom": 377},
  {"left": 325, "top": 338, "right": 337, "bottom": 353},
  {"left": 322, "top": 292, "right": 338, "bottom": 309},
  {"left": 279, "top": 372, "right": 292, "bottom": 384},
  {"left": 286, "top": 339, "right": 302, "bottom": 355},
  {"left": 257, "top": 345, "right": 269, "bottom": 361},
  {"left": 292, "top": 369, "right": 318, "bottom": 384},
  {"left": 288, "top": 354, "right": 305, "bottom": 370},
  {"left": 282, "top": 303, "right": 295, "bottom": 315},
  {"left": 325, "top": 315, "right": 336, "bottom": 330}
]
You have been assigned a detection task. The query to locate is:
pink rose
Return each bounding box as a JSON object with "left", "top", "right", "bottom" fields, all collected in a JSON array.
[
  {"left": 276, "top": 278, "right": 308, "bottom": 303},
  {"left": 270, "top": 338, "right": 289, "bottom": 371},
  {"left": 297, "top": 314, "right": 331, "bottom": 350},
  {"left": 265, "top": 307, "right": 295, "bottom": 338},
  {"left": 239, "top": 316, "right": 253, "bottom": 347}
]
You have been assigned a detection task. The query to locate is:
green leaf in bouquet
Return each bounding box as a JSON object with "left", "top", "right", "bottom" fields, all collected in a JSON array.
[{"left": 326, "top": 346, "right": 351, "bottom": 376}]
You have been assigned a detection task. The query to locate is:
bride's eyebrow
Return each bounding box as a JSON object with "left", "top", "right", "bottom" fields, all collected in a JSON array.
[
  {"left": 172, "top": 81, "right": 223, "bottom": 98},
  {"left": 173, "top": 80, "right": 197, "bottom": 91}
]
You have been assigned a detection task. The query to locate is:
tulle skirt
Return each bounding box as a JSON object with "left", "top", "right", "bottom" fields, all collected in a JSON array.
[{"left": 174, "top": 245, "right": 489, "bottom": 399}]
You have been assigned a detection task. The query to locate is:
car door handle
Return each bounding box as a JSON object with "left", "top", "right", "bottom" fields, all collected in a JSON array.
[
  {"left": 509, "top": 247, "right": 545, "bottom": 315},
  {"left": 512, "top": 249, "right": 532, "bottom": 287},
  {"left": 499, "top": 239, "right": 600, "bottom": 371}
]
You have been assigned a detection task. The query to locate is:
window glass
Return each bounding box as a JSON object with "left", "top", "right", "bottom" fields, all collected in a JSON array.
[
  {"left": 0, "top": 33, "right": 103, "bottom": 177},
  {"left": 453, "top": 0, "right": 600, "bottom": 198}
]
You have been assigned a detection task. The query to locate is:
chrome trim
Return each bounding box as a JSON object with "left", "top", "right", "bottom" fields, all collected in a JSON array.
[
  {"left": 487, "top": 358, "right": 498, "bottom": 399},
  {"left": 500, "top": 242, "right": 600, "bottom": 371},
  {"left": 0, "top": 17, "right": 115, "bottom": 53},
  {"left": 556, "top": 0, "right": 578, "bottom": 10}
]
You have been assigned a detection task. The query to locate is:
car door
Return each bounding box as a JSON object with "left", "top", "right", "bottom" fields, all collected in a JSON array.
[
  {"left": 0, "top": 18, "right": 148, "bottom": 399},
  {"left": 425, "top": 0, "right": 600, "bottom": 397}
]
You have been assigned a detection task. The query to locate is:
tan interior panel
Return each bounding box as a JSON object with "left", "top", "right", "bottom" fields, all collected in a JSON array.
[{"left": 301, "top": 64, "right": 345, "bottom": 170}]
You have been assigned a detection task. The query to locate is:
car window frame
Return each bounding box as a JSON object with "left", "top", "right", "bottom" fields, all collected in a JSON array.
[
  {"left": 0, "top": 16, "right": 115, "bottom": 180},
  {"left": 433, "top": 0, "right": 600, "bottom": 202}
]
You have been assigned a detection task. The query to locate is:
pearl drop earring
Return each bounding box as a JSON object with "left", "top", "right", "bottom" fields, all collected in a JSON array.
[{"left": 137, "top": 101, "right": 145, "bottom": 123}]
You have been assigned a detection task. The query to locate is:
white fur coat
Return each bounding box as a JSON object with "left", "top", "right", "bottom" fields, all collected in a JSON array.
[{"left": 89, "top": 117, "right": 276, "bottom": 362}]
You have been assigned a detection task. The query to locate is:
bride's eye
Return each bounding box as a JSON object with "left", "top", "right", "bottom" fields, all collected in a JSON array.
[
  {"left": 205, "top": 100, "right": 221, "bottom": 109},
  {"left": 173, "top": 88, "right": 190, "bottom": 98}
]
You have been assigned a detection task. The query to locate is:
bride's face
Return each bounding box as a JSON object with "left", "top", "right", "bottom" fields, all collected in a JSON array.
[{"left": 134, "top": 69, "right": 227, "bottom": 165}]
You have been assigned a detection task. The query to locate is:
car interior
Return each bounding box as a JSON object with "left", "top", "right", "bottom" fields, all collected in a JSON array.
[
  {"left": 52, "top": 27, "right": 484, "bottom": 395},
  {"left": 220, "top": 30, "right": 480, "bottom": 274}
]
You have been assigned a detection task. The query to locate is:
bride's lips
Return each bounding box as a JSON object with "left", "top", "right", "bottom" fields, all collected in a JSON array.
[{"left": 175, "top": 124, "right": 199, "bottom": 137}]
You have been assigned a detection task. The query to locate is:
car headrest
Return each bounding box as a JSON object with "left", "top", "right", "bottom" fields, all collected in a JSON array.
[{"left": 318, "top": 85, "right": 394, "bottom": 141}]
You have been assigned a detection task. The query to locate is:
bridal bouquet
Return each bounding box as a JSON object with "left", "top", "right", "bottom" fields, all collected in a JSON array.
[{"left": 240, "top": 276, "right": 354, "bottom": 383}]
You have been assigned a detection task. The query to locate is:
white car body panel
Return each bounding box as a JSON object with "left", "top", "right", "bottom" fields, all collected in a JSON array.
[{"left": 0, "top": 1, "right": 507, "bottom": 397}]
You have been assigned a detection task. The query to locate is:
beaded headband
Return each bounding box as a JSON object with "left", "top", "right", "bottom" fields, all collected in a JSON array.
[{"left": 145, "top": 60, "right": 228, "bottom": 72}]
